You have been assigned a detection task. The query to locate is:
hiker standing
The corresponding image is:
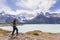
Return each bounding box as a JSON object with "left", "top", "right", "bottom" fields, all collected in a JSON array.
[{"left": 12, "top": 19, "right": 18, "bottom": 37}]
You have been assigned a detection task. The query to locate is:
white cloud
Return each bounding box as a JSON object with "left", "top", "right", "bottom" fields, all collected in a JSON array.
[
  {"left": 16, "top": 0, "right": 56, "bottom": 12},
  {"left": 16, "top": 0, "right": 41, "bottom": 10},
  {"left": 0, "top": 0, "right": 16, "bottom": 15},
  {"left": 50, "top": 9, "right": 60, "bottom": 13},
  {"left": 56, "top": 9, "right": 60, "bottom": 13},
  {"left": 16, "top": 10, "right": 38, "bottom": 20}
]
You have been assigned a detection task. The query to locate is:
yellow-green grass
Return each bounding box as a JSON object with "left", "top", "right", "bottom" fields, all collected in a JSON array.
[
  {"left": 25, "top": 30, "right": 42, "bottom": 36},
  {"left": 25, "top": 30, "right": 56, "bottom": 40},
  {"left": 25, "top": 30, "right": 55, "bottom": 36},
  {"left": 0, "top": 29, "right": 11, "bottom": 34}
]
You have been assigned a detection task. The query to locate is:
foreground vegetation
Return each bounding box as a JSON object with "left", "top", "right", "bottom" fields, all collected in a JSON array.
[{"left": 0, "top": 29, "right": 60, "bottom": 40}]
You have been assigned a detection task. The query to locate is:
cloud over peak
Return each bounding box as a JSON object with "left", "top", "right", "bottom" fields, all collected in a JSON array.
[{"left": 0, "top": 0, "right": 56, "bottom": 19}]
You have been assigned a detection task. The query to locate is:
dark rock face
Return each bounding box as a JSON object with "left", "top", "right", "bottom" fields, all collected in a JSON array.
[{"left": 26, "top": 12, "right": 60, "bottom": 24}]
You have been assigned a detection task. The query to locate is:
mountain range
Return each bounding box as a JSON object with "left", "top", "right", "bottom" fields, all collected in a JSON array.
[{"left": 0, "top": 11, "right": 60, "bottom": 24}]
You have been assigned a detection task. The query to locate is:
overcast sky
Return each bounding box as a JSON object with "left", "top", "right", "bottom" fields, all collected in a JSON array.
[{"left": 0, "top": 0, "right": 59, "bottom": 15}]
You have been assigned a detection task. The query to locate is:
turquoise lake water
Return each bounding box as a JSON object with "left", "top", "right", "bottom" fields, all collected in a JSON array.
[{"left": 0, "top": 24, "right": 60, "bottom": 33}]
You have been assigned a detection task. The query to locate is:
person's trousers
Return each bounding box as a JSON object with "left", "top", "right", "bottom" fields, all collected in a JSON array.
[{"left": 12, "top": 27, "right": 18, "bottom": 36}]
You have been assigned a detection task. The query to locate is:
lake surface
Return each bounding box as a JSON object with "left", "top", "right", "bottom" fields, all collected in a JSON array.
[{"left": 0, "top": 24, "right": 60, "bottom": 33}]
